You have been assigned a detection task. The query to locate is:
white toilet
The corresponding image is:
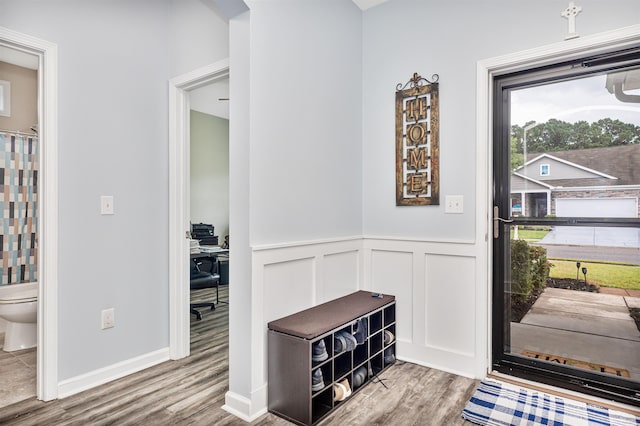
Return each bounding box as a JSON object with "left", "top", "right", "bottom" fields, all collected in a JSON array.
[{"left": 0, "top": 284, "right": 37, "bottom": 352}]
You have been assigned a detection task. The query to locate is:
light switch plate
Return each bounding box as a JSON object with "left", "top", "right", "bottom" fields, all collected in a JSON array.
[
  {"left": 445, "top": 195, "right": 464, "bottom": 214},
  {"left": 101, "top": 196, "right": 114, "bottom": 215}
]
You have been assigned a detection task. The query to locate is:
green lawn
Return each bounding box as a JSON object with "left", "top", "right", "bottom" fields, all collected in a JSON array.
[
  {"left": 510, "top": 226, "right": 550, "bottom": 242},
  {"left": 549, "top": 259, "right": 640, "bottom": 290}
]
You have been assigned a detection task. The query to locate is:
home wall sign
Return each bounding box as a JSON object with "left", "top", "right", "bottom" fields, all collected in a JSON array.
[{"left": 395, "top": 72, "right": 439, "bottom": 206}]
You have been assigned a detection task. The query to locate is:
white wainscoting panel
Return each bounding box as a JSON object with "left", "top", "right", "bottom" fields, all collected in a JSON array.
[
  {"left": 262, "top": 257, "right": 315, "bottom": 323},
  {"left": 425, "top": 254, "right": 476, "bottom": 356},
  {"left": 320, "top": 250, "right": 360, "bottom": 303},
  {"left": 363, "top": 238, "right": 480, "bottom": 378},
  {"left": 369, "top": 249, "right": 414, "bottom": 343}
]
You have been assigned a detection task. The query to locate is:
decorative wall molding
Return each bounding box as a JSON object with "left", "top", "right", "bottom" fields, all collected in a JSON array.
[
  {"left": 363, "top": 237, "right": 482, "bottom": 378},
  {"left": 252, "top": 235, "right": 363, "bottom": 251}
]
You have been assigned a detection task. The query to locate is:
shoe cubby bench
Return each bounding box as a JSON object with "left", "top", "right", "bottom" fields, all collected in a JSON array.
[{"left": 267, "top": 290, "right": 396, "bottom": 426}]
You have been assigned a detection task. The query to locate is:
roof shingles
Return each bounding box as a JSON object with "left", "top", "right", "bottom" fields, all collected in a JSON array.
[{"left": 529, "top": 144, "right": 640, "bottom": 186}]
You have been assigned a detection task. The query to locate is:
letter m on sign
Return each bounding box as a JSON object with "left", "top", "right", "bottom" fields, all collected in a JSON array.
[{"left": 407, "top": 147, "right": 428, "bottom": 170}]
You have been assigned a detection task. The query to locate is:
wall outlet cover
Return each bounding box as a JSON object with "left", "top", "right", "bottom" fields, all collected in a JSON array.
[{"left": 101, "top": 308, "right": 115, "bottom": 329}]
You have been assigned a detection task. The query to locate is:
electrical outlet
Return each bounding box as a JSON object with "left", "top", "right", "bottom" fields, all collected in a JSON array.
[
  {"left": 445, "top": 195, "right": 464, "bottom": 214},
  {"left": 101, "top": 308, "right": 115, "bottom": 329},
  {"left": 100, "top": 196, "right": 114, "bottom": 215}
]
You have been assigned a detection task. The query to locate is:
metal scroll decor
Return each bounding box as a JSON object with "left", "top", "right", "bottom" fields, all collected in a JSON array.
[{"left": 395, "top": 72, "right": 439, "bottom": 206}]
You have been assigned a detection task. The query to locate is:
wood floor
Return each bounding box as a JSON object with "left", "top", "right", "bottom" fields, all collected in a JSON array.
[{"left": 0, "top": 286, "right": 478, "bottom": 425}]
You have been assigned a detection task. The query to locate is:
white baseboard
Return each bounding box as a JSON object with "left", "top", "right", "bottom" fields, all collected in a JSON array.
[
  {"left": 223, "top": 390, "right": 268, "bottom": 422},
  {"left": 57, "top": 348, "right": 170, "bottom": 398}
]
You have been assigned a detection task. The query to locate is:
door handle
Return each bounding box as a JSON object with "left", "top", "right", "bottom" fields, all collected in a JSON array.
[
  {"left": 185, "top": 231, "right": 191, "bottom": 239},
  {"left": 493, "top": 206, "right": 513, "bottom": 238}
]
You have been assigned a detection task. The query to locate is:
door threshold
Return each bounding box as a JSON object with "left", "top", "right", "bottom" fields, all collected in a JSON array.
[{"left": 488, "top": 371, "right": 640, "bottom": 416}]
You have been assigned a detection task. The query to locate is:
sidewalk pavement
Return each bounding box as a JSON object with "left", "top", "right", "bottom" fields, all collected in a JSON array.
[
  {"left": 599, "top": 287, "right": 640, "bottom": 298},
  {"left": 510, "top": 288, "right": 640, "bottom": 380}
]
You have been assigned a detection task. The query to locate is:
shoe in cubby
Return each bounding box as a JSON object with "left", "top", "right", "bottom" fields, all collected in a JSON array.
[
  {"left": 312, "top": 368, "right": 325, "bottom": 392},
  {"left": 383, "top": 346, "right": 395, "bottom": 365},
  {"left": 353, "top": 365, "right": 368, "bottom": 388},
  {"left": 312, "top": 339, "right": 328, "bottom": 362},
  {"left": 353, "top": 317, "right": 368, "bottom": 344},
  {"left": 334, "top": 331, "right": 356, "bottom": 354},
  {"left": 333, "top": 378, "right": 352, "bottom": 402},
  {"left": 383, "top": 329, "right": 395, "bottom": 345}
]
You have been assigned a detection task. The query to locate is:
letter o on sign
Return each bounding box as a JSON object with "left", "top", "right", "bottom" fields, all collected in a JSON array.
[{"left": 408, "top": 124, "right": 425, "bottom": 144}]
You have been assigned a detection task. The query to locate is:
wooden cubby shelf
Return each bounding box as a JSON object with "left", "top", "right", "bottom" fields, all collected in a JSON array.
[{"left": 267, "top": 290, "right": 396, "bottom": 426}]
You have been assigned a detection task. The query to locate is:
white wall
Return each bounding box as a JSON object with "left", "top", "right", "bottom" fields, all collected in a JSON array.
[
  {"left": 227, "top": 9, "right": 253, "bottom": 413},
  {"left": 0, "top": 0, "right": 170, "bottom": 381},
  {"left": 249, "top": 0, "right": 363, "bottom": 245},
  {"left": 190, "top": 110, "right": 229, "bottom": 237},
  {"left": 168, "top": 0, "right": 229, "bottom": 78}
]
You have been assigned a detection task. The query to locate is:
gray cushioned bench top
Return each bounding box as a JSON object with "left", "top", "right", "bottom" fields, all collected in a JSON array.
[{"left": 267, "top": 290, "right": 395, "bottom": 340}]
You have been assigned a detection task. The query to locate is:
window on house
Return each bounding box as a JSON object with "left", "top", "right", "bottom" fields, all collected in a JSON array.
[{"left": 540, "top": 164, "right": 549, "bottom": 176}]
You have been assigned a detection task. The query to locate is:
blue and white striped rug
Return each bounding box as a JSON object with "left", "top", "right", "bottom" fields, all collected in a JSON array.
[{"left": 462, "top": 380, "right": 639, "bottom": 426}]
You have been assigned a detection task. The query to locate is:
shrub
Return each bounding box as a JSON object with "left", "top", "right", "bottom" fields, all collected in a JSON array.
[
  {"left": 510, "top": 239, "right": 550, "bottom": 301},
  {"left": 529, "top": 245, "right": 550, "bottom": 291}
]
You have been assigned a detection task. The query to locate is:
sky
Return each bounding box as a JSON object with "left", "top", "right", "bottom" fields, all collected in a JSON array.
[{"left": 510, "top": 69, "right": 640, "bottom": 127}]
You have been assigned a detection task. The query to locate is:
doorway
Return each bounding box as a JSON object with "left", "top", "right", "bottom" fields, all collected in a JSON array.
[
  {"left": 0, "top": 26, "right": 59, "bottom": 402},
  {"left": 492, "top": 48, "right": 640, "bottom": 405},
  {"left": 168, "top": 59, "right": 229, "bottom": 360}
]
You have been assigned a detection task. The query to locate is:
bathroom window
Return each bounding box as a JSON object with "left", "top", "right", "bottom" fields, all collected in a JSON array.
[
  {"left": 540, "top": 163, "right": 550, "bottom": 176},
  {"left": 0, "top": 80, "right": 10, "bottom": 117}
]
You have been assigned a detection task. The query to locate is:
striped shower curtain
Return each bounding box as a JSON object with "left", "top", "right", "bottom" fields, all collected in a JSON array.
[{"left": 0, "top": 131, "right": 38, "bottom": 286}]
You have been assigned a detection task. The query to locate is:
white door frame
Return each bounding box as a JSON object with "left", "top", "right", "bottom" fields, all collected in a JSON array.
[
  {"left": 168, "top": 59, "right": 229, "bottom": 359},
  {"left": 0, "top": 26, "right": 59, "bottom": 401},
  {"left": 476, "top": 24, "right": 640, "bottom": 375}
]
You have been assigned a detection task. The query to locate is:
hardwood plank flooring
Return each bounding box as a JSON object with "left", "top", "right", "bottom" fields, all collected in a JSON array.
[{"left": 0, "top": 286, "right": 478, "bottom": 425}]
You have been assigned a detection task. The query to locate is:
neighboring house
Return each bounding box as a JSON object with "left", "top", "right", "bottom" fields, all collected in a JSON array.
[{"left": 511, "top": 144, "right": 640, "bottom": 218}]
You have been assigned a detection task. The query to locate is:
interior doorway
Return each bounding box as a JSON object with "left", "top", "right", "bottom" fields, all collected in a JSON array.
[
  {"left": 168, "top": 59, "right": 229, "bottom": 360},
  {"left": 0, "top": 26, "right": 59, "bottom": 402}
]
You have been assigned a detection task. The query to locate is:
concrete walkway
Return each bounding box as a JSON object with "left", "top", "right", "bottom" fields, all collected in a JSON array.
[{"left": 510, "top": 288, "right": 640, "bottom": 380}]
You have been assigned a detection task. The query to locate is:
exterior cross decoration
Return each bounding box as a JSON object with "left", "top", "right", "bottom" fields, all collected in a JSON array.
[{"left": 561, "top": 1, "right": 582, "bottom": 40}]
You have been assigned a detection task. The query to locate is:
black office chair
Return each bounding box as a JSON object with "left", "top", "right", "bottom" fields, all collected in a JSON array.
[{"left": 190, "top": 258, "right": 221, "bottom": 320}]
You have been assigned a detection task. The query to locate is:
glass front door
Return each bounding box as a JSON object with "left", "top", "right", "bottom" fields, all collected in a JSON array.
[{"left": 492, "top": 48, "right": 640, "bottom": 406}]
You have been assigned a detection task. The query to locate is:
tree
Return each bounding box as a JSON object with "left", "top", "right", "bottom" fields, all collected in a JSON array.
[{"left": 510, "top": 118, "right": 640, "bottom": 154}]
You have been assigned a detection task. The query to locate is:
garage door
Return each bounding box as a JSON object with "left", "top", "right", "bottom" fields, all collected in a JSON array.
[{"left": 556, "top": 198, "right": 637, "bottom": 218}]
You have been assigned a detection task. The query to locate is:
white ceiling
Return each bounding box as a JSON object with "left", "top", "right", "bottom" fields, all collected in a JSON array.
[
  {"left": 0, "top": 46, "right": 38, "bottom": 69},
  {"left": 190, "top": 79, "right": 230, "bottom": 120},
  {"left": 352, "top": 0, "right": 390, "bottom": 11}
]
